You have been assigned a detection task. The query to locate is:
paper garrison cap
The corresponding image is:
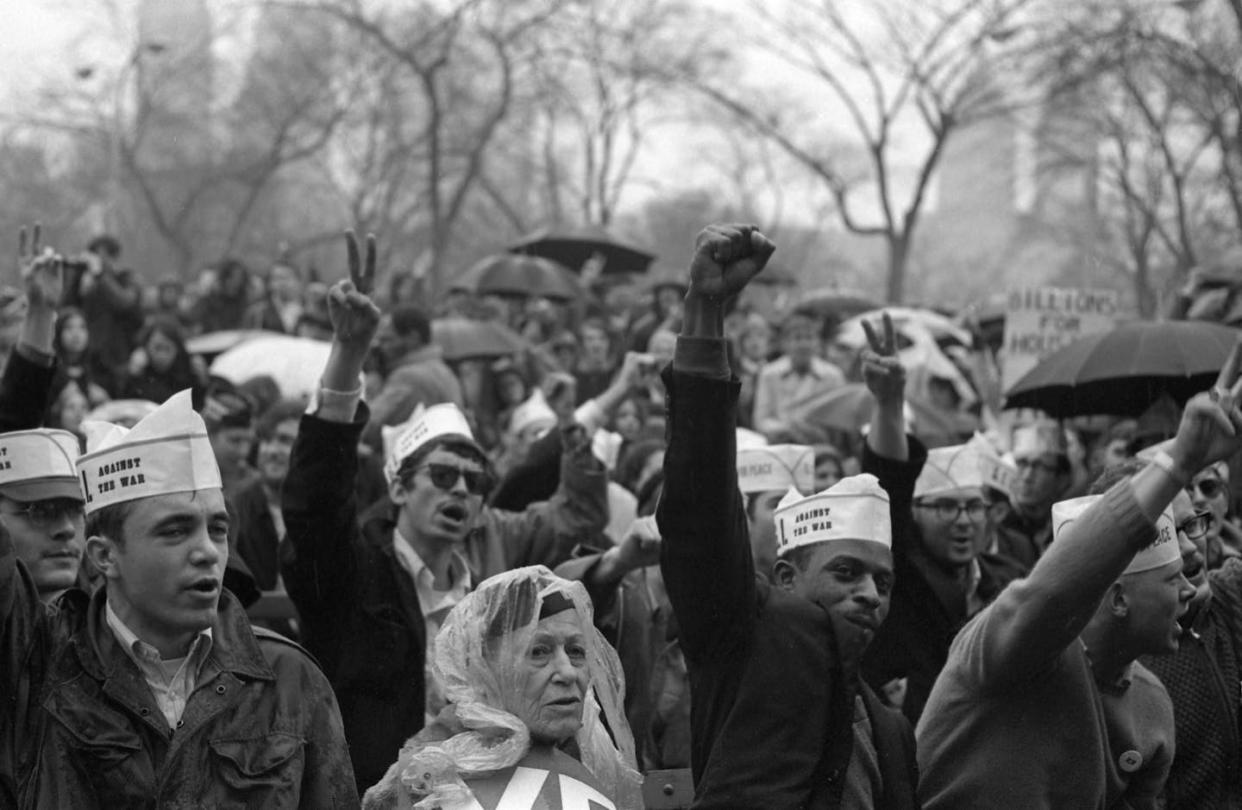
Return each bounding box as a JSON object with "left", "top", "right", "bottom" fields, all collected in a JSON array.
[
  {"left": 915, "top": 433, "right": 1017, "bottom": 500},
  {"left": 0, "top": 429, "right": 83, "bottom": 502},
  {"left": 383, "top": 403, "right": 477, "bottom": 484},
  {"left": 77, "top": 389, "right": 222, "bottom": 515},
  {"left": 1012, "top": 422, "right": 1069, "bottom": 460},
  {"left": 737, "top": 444, "right": 815, "bottom": 495},
  {"left": 1052, "top": 495, "right": 1180, "bottom": 575},
  {"left": 774, "top": 473, "right": 892, "bottom": 558},
  {"left": 509, "top": 389, "right": 557, "bottom": 439}
]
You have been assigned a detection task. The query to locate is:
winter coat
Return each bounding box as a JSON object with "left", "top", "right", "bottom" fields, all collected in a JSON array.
[
  {"left": 281, "top": 403, "right": 608, "bottom": 795},
  {"left": 0, "top": 568, "right": 357, "bottom": 809},
  {"left": 657, "top": 359, "right": 919, "bottom": 810}
]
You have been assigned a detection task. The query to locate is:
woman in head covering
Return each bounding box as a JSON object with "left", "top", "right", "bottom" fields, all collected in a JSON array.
[{"left": 364, "top": 566, "right": 642, "bottom": 810}]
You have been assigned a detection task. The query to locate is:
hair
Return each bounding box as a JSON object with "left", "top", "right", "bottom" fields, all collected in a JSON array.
[
  {"left": 85, "top": 501, "right": 135, "bottom": 547},
  {"left": 1088, "top": 457, "right": 1149, "bottom": 495},
  {"left": 53, "top": 307, "right": 89, "bottom": 358},
  {"left": 394, "top": 436, "right": 490, "bottom": 489},
  {"left": 87, "top": 235, "right": 121, "bottom": 260},
  {"left": 616, "top": 438, "right": 665, "bottom": 494},
  {"left": 783, "top": 544, "right": 817, "bottom": 572},
  {"left": 780, "top": 309, "right": 821, "bottom": 338},
  {"left": 255, "top": 400, "right": 306, "bottom": 441},
  {"left": 238, "top": 375, "right": 282, "bottom": 417},
  {"left": 391, "top": 304, "right": 432, "bottom": 344}
]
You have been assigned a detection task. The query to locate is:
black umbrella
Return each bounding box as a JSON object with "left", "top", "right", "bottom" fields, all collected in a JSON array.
[
  {"left": 432, "top": 318, "right": 527, "bottom": 362},
  {"left": 509, "top": 224, "right": 655, "bottom": 276},
  {"left": 451, "top": 254, "right": 581, "bottom": 301},
  {"left": 1004, "top": 320, "right": 1241, "bottom": 418}
]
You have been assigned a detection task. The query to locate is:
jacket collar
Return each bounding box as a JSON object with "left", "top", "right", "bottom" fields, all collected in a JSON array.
[{"left": 77, "top": 586, "right": 274, "bottom": 684}]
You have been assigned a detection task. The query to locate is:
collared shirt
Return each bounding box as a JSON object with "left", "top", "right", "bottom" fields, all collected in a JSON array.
[
  {"left": 104, "top": 599, "right": 213, "bottom": 730},
  {"left": 392, "top": 529, "right": 471, "bottom": 722},
  {"left": 753, "top": 355, "right": 846, "bottom": 438}
]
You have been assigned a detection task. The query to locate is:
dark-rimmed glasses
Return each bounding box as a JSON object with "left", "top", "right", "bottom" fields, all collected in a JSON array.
[
  {"left": 417, "top": 463, "right": 491, "bottom": 496},
  {"left": 1177, "top": 511, "right": 1214, "bottom": 540},
  {"left": 914, "top": 498, "right": 988, "bottom": 523}
]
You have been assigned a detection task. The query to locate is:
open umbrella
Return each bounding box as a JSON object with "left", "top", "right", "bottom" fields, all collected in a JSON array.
[
  {"left": 790, "top": 383, "right": 972, "bottom": 446},
  {"left": 509, "top": 224, "right": 655, "bottom": 276},
  {"left": 795, "top": 288, "right": 882, "bottom": 320},
  {"left": 432, "top": 318, "right": 527, "bottom": 362},
  {"left": 210, "top": 334, "right": 331, "bottom": 401},
  {"left": 186, "top": 329, "right": 269, "bottom": 359},
  {"left": 1004, "top": 320, "right": 1241, "bottom": 418},
  {"left": 452, "top": 254, "right": 581, "bottom": 301}
]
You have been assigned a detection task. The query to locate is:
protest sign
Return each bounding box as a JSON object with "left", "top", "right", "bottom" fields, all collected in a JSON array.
[{"left": 1002, "top": 287, "right": 1120, "bottom": 391}]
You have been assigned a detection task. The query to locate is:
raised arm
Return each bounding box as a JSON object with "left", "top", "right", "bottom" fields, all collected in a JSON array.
[
  {"left": 980, "top": 342, "right": 1242, "bottom": 683},
  {"left": 658, "top": 224, "right": 775, "bottom": 664},
  {"left": 281, "top": 231, "right": 380, "bottom": 618},
  {"left": 0, "top": 226, "right": 62, "bottom": 433},
  {"left": 484, "top": 422, "right": 609, "bottom": 570}
]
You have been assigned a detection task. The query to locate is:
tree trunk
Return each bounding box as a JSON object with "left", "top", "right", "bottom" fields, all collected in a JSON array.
[{"left": 886, "top": 234, "right": 910, "bottom": 304}]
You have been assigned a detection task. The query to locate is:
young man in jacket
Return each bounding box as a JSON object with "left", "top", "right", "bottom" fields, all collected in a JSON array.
[
  {"left": 281, "top": 232, "right": 608, "bottom": 795},
  {"left": 657, "top": 223, "right": 918, "bottom": 809},
  {"left": 2, "top": 385, "right": 357, "bottom": 808}
]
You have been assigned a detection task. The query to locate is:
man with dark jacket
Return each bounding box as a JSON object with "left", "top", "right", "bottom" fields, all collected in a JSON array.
[
  {"left": 3, "top": 385, "right": 357, "bottom": 808},
  {"left": 281, "top": 232, "right": 608, "bottom": 795},
  {"left": 657, "top": 223, "right": 918, "bottom": 809},
  {"left": 862, "top": 418, "right": 1025, "bottom": 724}
]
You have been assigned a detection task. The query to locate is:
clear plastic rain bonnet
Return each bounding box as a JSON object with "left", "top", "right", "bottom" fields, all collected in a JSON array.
[{"left": 363, "top": 565, "right": 642, "bottom": 809}]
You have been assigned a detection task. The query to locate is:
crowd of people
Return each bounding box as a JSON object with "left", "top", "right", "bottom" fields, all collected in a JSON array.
[{"left": 3, "top": 220, "right": 1242, "bottom": 809}]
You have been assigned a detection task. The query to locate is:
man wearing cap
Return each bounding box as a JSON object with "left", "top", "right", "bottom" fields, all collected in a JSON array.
[
  {"left": 914, "top": 356, "right": 1242, "bottom": 808},
  {"left": 854, "top": 319, "right": 1024, "bottom": 723},
  {"left": 658, "top": 224, "right": 917, "bottom": 809},
  {"left": 1, "top": 387, "right": 357, "bottom": 807},
  {"left": 280, "top": 232, "right": 608, "bottom": 795},
  {"left": 995, "top": 421, "right": 1074, "bottom": 570}
]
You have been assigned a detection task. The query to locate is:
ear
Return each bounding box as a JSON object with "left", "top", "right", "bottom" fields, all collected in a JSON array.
[
  {"left": 1106, "top": 581, "right": 1128, "bottom": 618},
  {"left": 85, "top": 535, "right": 121, "bottom": 582},
  {"left": 772, "top": 558, "right": 798, "bottom": 593},
  {"left": 388, "top": 476, "right": 411, "bottom": 506}
]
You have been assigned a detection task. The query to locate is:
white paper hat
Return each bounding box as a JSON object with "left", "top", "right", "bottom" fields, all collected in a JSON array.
[
  {"left": 509, "top": 389, "right": 557, "bottom": 439},
  {"left": 774, "top": 473, "right": 891, "bottom": 557},
  {"left": 0, "top": 429, "right": 83, "bottom": 501},
  {"left": 1013, "top": 422, "right": 1068, "bottom": 459},
  {"left": 77, "top": 389, "right": 221, "bottom": 515},
  {"left": 1052, "top": 495, "right": 1181, "bottom": 575},
  {"left": 737, "top": 444, "right": 814, "bottom": 495},
  {"left": 383, "top": 402, "right": 477, "bottom": 484},
  {"left": 736, "top": 427, "right": 768, "bottom": 450},
  {"left": 915, "top": 434, "right": 1016, "bottom": 500}
]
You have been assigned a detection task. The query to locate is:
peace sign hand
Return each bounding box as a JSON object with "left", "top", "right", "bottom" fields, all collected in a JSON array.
[
  {"left": 860, "top": 312, "right": 905, "bottom": 406},
  {"left": 18, "top": 224, "right": 63, "bottom": 310},
  {"left": 327, "top": 230, "right": 381, "bottom": 351},
  {"left": 1170, "top": 338, "right": 1242, "bottom": 475}
]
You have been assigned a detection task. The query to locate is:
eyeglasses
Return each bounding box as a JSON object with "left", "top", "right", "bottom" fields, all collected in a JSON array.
[
  {"left": 1, "top": 498, "right": 85, "bottom": 528},
  {"left": 417, "top": 463, "right": 491, "bottom": 496},
  {"left": 1177, "top": 511, "right": 1214, "bottom": 540},
  {"left": 1186, "top": 477, "right": 1226, "bottom": 501},
  {"left": 914, "top": 498, "right": 988, "bottom": 523},
  {"left": 1015, "top": 458, "right": 1061, "bottom": 476}
]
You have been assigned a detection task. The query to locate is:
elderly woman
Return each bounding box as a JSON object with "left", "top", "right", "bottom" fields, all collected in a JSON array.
[{"left": 364, "top": 566, "right": 642, "bottom": 810}]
